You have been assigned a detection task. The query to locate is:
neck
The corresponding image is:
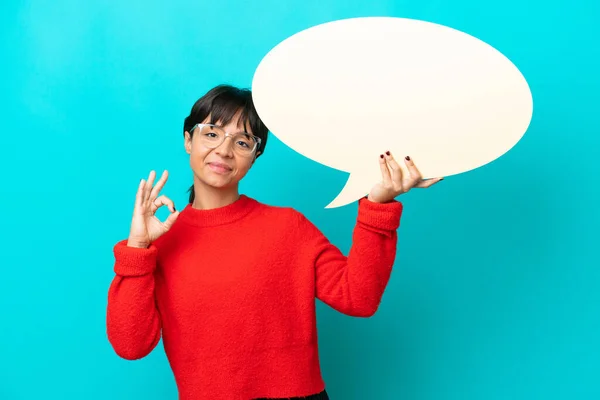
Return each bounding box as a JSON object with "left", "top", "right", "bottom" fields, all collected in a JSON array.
[{"left": 191, "top": 180, "right": 240, "bottom": 210}]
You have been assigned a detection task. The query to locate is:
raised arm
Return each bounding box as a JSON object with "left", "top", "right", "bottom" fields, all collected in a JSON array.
[
  {"left": 107, "top": 241, "right": 162, "bottom": 359},
  {"left": 301, "top": 198, "right": 403, "bottom": 317},
  {"left": 310, "top": 152, "right": 443, "bottom": 316},
  {"left": 106, "top": 170, "right": 179, "bottom": 359}
]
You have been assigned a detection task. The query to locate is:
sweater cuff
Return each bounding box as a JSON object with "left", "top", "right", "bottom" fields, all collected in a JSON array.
[
  {"left": 357, "top": 197, "right": 403, "bottom": 231},
  {"left": 113, "top": 239, "right": 158, "bottom": 276}
]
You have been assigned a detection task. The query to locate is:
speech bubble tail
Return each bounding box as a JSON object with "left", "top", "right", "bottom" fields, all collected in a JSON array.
[{"left": 325, "top": 173, "right": 370, "bottom": 209}]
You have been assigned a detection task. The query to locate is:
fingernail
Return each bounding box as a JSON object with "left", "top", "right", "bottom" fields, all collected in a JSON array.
[
  {"left": 405, "top": 156, "right": 410, "bottom": 160},
  {"left": 380, "top": 154, "right": 384, "bottom": 158},
  {"left": 386, "top": 151, "right": 390, "bottom": 156}
]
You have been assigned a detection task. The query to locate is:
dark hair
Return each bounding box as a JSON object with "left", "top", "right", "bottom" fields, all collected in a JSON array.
[{"left": 183, "top": 84, "right": 269, "bottom": 204}]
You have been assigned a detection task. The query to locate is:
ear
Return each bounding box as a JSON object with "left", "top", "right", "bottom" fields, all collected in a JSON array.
[
  {"left": 251, "top": 150, "right": 262, "bottom": 164},
  {"left": 184, "top": 131, "right": 192, "bottom": 154}
]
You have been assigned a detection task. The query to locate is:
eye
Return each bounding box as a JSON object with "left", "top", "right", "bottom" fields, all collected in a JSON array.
[{"left": 203, "top": 131, "right": 221, "bottom": 139}]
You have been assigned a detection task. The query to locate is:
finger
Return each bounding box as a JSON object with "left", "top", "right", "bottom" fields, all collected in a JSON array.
[
  {"left": 404, "top": 156, "right": 423, "bottom": 186},
  {"left": 379, "top": 154, "right": 392, "bottom": 186},
  {"left": 134, "top": 178, "right": 146, "bottom": 214},
  {"left": 384, "top": 151, "right": 403, "bottom": 186},
  {"left": 143, "top": 170, "right": 156, "bottom": 202},
  {"left": 416, "top": 177, "right": 444, "bottom": 188},
  {"left": 151, "top": 195, "right": 176, "bottom": 214},
  {"left": 150, "top": 170, "right": 169, "bottom": 200}
]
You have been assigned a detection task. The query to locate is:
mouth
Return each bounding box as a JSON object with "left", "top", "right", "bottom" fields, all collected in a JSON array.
[{"left": 207, "top": 162, "right": 233, "bottom": 174}]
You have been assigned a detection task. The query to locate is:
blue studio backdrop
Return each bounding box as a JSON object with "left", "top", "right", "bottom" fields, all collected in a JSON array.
[{"left": 1, "top": 0, "right": 599, "bottom": 399}]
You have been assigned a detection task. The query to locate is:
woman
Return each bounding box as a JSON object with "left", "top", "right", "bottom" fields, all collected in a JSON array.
[{"left": 106, "top": 84, "right": 442, "bottom": 400}]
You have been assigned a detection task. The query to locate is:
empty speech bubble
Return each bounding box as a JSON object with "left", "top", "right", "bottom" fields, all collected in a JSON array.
[{"left": 252, "top": 17, "right": 533, "bottom": 208}]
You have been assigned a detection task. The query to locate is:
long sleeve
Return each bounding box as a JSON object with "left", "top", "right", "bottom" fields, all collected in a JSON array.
[
  {"left": 106, "top": 240, "right": 162, "bottom": 360},
  {"left": 301, "top": 197, "right": 403, "bottom": 317}
]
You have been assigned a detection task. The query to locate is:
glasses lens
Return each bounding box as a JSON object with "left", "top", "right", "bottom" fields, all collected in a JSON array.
[
  {"left": 197, "top": 125, "right": 257, "bottom": 155},
  {"left": 198, "top": 125, "right": 225, "bottom": 147},
  {"left": 232, "top": 133, "right": 255, "bottom": 154}
]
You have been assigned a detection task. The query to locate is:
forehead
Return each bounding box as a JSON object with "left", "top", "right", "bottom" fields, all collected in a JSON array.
[{"left": 204, "top": 112, "right": 252, "bottom": 133}]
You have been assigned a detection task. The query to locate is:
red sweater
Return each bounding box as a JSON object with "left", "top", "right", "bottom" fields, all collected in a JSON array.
[{"left": 106, "top": 195, "right": 403, "bottom": 399}]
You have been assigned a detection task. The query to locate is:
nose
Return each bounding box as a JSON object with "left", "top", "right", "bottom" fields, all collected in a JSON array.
[{"left": 214, "top": 135, "right": 234, "bottom": 157}]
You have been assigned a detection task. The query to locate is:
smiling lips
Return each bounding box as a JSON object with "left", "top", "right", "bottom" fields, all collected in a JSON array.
[{"left": 208, "top": 162, "right": 232, "bottom": 174}]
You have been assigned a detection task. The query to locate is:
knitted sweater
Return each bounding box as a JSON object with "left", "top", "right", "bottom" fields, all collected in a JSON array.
[{"left": 106, "top": 195, "right": 403, "bottom": 399}]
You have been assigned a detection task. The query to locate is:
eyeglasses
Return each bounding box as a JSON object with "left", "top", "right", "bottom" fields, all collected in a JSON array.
[{"left": 190, "top": 123, "right": 261, "bottom": 156}]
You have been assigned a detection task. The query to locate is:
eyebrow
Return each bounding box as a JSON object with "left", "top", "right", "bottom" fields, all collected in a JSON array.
[{"left": 207, "top": 123, "right": 258, "bottom": 139}]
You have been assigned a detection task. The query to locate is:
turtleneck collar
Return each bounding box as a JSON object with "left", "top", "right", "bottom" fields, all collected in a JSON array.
[{"left": 177, "top": 194, "right": 259, "bottom": 227}]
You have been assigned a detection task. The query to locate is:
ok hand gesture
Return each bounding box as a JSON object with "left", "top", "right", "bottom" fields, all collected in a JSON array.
[{"left": 127, "top": 170, "right": 180, "bottom": 248}]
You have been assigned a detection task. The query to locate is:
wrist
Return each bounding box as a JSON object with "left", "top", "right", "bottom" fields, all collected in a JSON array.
[
  {"left": 366, "top": 194, "right": 390, "bottom": 204},
  {"left": 127, "top": 239, "right": 150, "bottom": 249}
]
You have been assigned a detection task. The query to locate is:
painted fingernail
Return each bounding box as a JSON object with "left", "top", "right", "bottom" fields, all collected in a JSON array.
[
  {"left": 405, "top": 156, "right": 410, "bottom": 160},
  {"left": 380, "top": 154, "right": 384, "bottom": 158},
  {"left": 386, "top": 151, "right": 390, "bottom": 156}
]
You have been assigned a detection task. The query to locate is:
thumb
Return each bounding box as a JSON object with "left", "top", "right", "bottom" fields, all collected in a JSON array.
[{"left": 163, "top": 210, "right": 180, "bottom": 230}]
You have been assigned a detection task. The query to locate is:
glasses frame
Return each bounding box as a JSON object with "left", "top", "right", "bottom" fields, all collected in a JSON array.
[{"left": 190, "top": 123, "right": 262, "bottom": 156}]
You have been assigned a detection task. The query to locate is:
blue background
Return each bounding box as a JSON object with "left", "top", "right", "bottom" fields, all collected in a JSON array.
[{"left": 1, "top": 0, "right": 599, "bottom": 399}]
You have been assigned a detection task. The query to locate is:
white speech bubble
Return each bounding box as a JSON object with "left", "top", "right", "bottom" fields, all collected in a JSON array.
[{"left": 252, "top": 17, "right": 533, "bottom": 208}]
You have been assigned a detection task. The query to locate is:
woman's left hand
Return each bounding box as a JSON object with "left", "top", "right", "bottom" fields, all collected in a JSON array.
[{"left": 367, "top": 151, "right": 443, "bottom": 203}]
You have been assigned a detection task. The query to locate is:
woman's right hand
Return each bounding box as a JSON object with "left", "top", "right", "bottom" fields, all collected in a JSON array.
[{"left": 127, "top": 170, "right": 180, "bottom": 248}]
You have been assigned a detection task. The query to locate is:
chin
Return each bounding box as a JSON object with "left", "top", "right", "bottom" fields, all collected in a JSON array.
[
  {"left": 203, "top": 177, "right": 235, "bottom": 189},
  {"left": 196, "top": 172, "right": 237, "bottom": 189}
]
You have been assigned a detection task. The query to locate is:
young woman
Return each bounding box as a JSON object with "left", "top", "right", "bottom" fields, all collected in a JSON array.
[{"left": 106, "top": 84, "right": 442, "bottom": 400}]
